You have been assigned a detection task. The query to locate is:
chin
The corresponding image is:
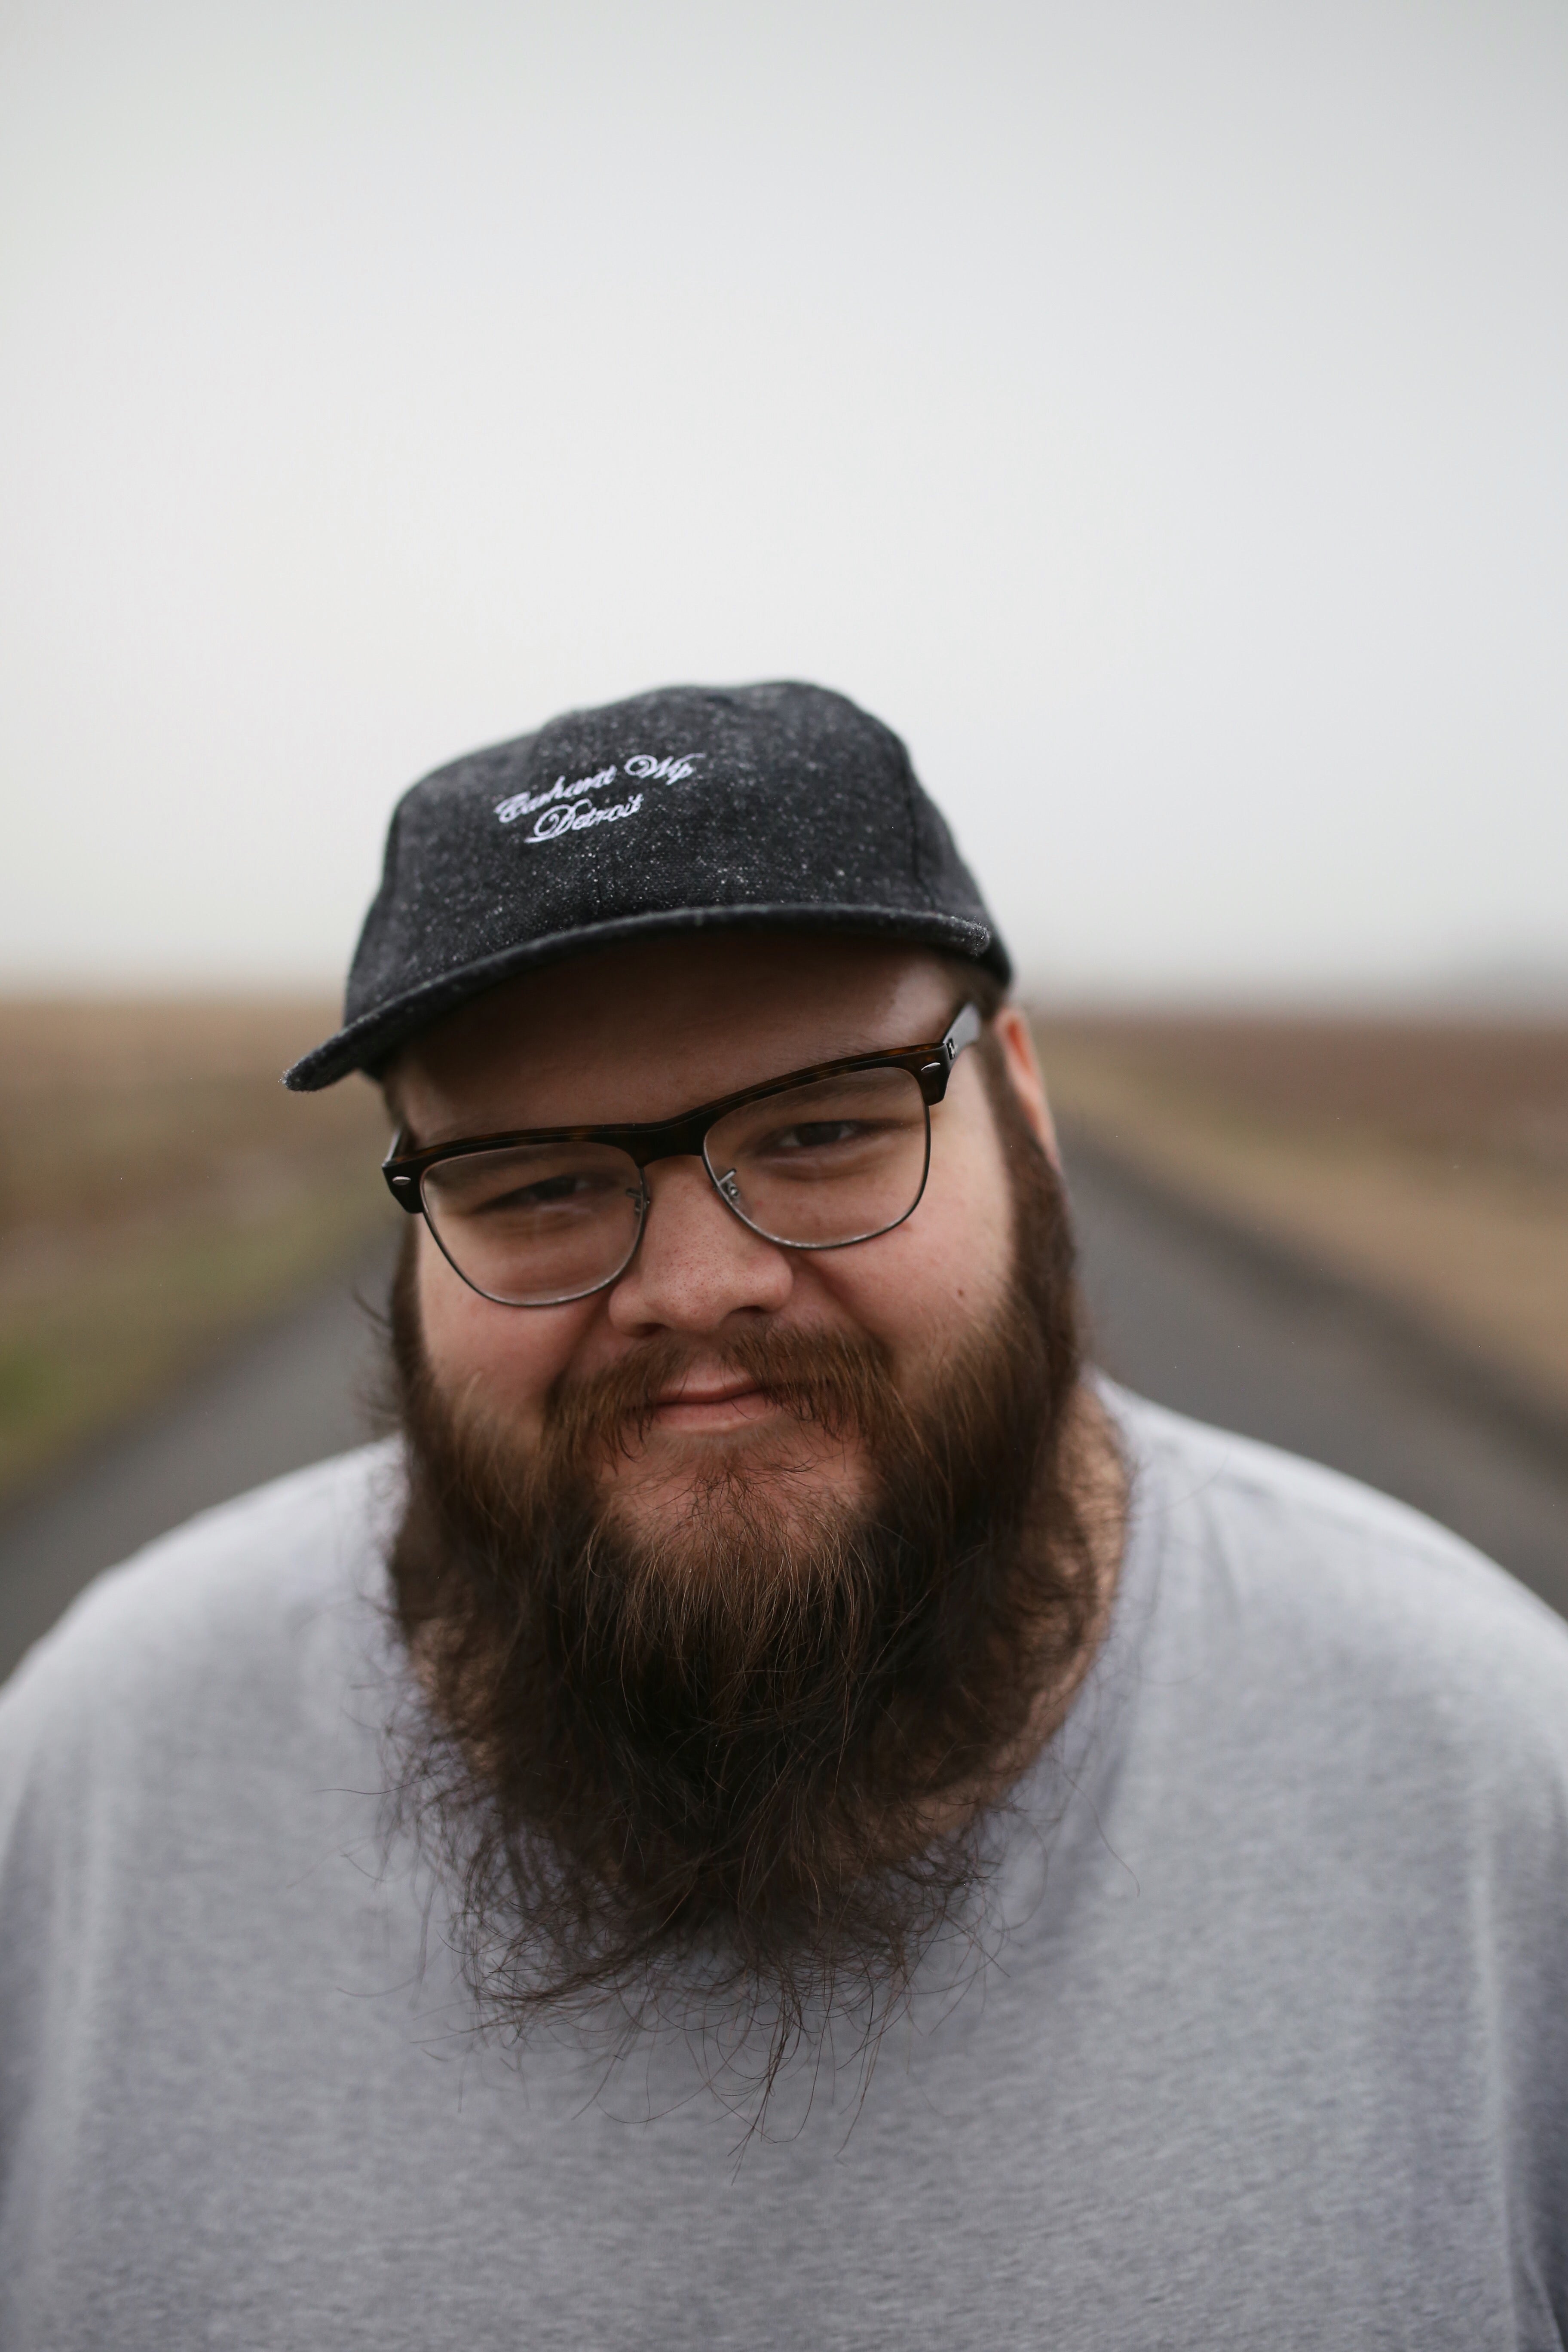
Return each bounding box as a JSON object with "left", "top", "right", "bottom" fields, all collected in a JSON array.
[{"left": 600, "top": 1425, "right": 873, "bottom": 1557}]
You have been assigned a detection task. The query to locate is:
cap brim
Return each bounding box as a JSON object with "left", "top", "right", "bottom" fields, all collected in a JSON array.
[{"left": 283, "top": 902, "right": 1011, "bottom": 1090}]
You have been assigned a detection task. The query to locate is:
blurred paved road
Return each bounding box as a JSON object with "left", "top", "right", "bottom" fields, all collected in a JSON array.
[
  {"left": 1067, "top": 1139, "right": 1567, "bottom": 1622},
  {"left": 1, "top": 1155, "right": 1564, "bottom": 1685},
  {"left": 0, "top": 1260, "right": 391, "bottom": 1686}
]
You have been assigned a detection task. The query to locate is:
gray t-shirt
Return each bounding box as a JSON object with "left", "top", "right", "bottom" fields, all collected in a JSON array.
[{"left": 1, "top": 1389, "right": 1565, "bottom": 2349}]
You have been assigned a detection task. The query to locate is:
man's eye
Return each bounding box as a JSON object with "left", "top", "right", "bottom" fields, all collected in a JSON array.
[
  {"left": 766, "top": 1120, "right": 870, "bottom": 1153},
  {"left": 473, "top": 1172, "right": 608, "bottom": 1215}
]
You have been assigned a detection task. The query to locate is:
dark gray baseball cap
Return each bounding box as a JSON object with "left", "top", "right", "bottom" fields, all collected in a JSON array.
[{"left": 285, "top": 680, "right": 1009, "bottom": 1091}]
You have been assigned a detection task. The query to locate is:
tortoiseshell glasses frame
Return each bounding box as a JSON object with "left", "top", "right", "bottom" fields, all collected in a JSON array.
[{"left": 381, "top": 1001, "right": 983, "bottom": 1308}]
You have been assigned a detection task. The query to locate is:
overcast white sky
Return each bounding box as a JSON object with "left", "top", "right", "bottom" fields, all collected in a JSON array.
[{"left": 2, "top": 0, "right": 1564, "bottom": 999}]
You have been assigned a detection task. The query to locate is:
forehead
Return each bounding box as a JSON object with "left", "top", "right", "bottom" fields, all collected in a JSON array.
[{"left": 392, "top": 932, "right": 959, "bottom": 1139}]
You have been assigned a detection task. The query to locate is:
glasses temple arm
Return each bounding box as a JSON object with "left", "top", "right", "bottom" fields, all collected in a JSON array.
[{"left": 942, "top": 1001, "right": 984, "bottom": 1067}]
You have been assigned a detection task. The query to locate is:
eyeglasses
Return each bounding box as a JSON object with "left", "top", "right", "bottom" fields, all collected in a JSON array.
[{"left": 382, "top": 1001, "right": 983, "bottom": 1307}]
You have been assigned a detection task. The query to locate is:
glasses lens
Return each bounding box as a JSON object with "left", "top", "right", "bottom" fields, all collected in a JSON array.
[
  {"left": 704, "top": 1065, "right": 929, "bottom": 1248},
  {"left": 420, "top": 1140, "right": 643, "bottom": 1305}
]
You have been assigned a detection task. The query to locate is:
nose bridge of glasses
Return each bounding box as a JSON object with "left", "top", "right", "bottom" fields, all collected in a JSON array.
[{"left": 622, "top": 1105, "right": 720, "bottom": 1171}]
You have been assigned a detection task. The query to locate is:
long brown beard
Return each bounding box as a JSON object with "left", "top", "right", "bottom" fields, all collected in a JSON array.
[{"left": 385, "top": 1066, "right": 1099, "bottom": 2091}]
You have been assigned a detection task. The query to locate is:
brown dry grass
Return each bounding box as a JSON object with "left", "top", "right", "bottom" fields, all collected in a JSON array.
[
  {"left": 1033, "top": 1011, "right": 1568, "bottom": 1417},
  {"left": 0, "top": 997, "right": 395, "bottom": 1498}
]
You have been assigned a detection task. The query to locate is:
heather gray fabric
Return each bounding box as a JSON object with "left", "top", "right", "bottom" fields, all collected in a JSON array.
[{"left": 1, "top": 1389, "right": 1565, "bottom": 2349}]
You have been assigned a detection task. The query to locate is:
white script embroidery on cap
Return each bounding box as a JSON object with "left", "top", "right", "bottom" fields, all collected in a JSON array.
[
  {"left": 523, "top": 791, "right": 643, "bottom": 843},
  {"left": 622, "top": 751, "right": 705, "bottom": 784},
  {"left": 494, "top": 768, "right": 619, "bottom": 826},
  {"left": 493, "top": 750, "right": 705, "bottom": 848}
]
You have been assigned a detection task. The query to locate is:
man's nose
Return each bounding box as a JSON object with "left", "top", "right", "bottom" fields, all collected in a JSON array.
[{"left": 604, "top": 1155, "right": 793, "bottom": 1335}]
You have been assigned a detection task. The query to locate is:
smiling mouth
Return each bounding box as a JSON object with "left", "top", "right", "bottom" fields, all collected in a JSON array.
[{"left": 649, "top": 1377, "right": 778, "bottom": 1433}]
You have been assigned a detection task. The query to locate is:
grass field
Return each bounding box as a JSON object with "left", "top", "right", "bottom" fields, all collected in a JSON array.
[
  {"left": 1033, "top": 1011, "right": 1568, "bottom": 1419},
  {"left": 0, "top": 998, "right": 394, "bottom": 1500}
]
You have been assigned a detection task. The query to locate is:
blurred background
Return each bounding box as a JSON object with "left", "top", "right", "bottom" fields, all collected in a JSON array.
[{"left": 2, "top": 0, "right": 1565, "bottom": 1675}]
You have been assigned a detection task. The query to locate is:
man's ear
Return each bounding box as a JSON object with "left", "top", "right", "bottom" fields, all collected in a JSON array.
[{"left": 990, "top": 1005, "right": 1061, "bottom": 1170}]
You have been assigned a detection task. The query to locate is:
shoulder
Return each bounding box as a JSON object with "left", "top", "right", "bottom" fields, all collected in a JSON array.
[
  {"left": 0, "top": 1444, "right": 404, "bottom": 1798},
  {"left": 1104, "top": 1385, "right": 1568, "bottom": 1795}
]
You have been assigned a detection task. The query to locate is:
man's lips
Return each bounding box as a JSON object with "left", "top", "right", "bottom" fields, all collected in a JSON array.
[{"left": 649, "top": 1374, "right": 778, "bottom": 1433}]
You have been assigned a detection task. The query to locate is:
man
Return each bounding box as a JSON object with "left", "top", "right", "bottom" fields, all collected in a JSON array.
[{"left": 1, "top": 681, "right": 1564, "bottom": 2348}]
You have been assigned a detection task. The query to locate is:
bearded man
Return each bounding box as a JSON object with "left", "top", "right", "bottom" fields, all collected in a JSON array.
[{"left": 1, "top": 683, "right": 1565, "bottom": 2349}]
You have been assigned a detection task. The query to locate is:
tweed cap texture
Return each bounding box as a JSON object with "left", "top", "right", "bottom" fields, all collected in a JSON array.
[{"left": 284, "top": 680, "right": 1009, "bottom": 1090}]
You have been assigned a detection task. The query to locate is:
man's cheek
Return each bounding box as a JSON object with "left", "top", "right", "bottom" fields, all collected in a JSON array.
[
  {"left": 821, "top": 1223, "right": 1004, "bottom": 1364},
  {"left": 416, "top": 1236, "right": 591, "bottom": 1425}
]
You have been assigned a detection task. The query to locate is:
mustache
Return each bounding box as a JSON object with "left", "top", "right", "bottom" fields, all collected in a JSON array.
[{"left": 540, "top": 1324, "right": 910, "bottom": 1476}]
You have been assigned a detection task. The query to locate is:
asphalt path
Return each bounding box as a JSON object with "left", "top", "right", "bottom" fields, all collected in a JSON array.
[
  {"left": 0, "top": 1261, "right": 392, "bottom": 1687},
  {"left": 1, "top": 1153, "right": 1564, "bottom": 1685},
  {"left": 1065, "top": 1137, "right": 1567, "bottom": 1621}
]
